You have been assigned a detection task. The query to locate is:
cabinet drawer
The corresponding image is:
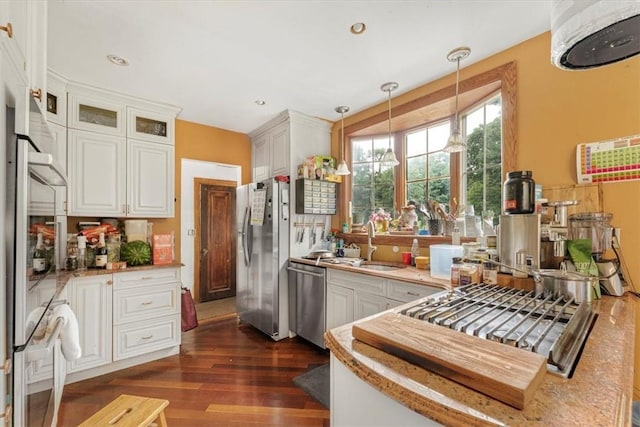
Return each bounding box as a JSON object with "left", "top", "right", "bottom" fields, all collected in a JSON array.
[
  {"left": 327, "top": 270, "right": 385, "bottom": 296},
  {"left": 113, "top": 315, "right": 180, "bottom": 361},
  {"left": 113, "top": 268, "right": 179, "bottom": 289},
  {"left": 113, "top": 283, "right": 180, "bottom": 325},
  {"left": 386, "top": 280, "right": 439, "bottom": 303}
]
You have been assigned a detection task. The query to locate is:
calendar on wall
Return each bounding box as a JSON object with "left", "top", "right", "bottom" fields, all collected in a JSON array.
[{"left": 576, "top": 134, "right": 640, "bottom": 184}]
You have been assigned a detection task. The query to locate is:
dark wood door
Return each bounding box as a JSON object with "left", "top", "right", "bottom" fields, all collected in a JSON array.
[{"left": 199, "top": 184, "right": 236, "bottom": 302}]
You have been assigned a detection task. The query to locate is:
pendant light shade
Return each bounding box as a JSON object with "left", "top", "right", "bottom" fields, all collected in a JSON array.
[
  {"left": 335, "top": 106, "right": 351, "bottom": 175},
  {"left": 381, "top": 82, "right": 399, "bottom": 166},
  {"left": 443, "top": 46, "right": 471, "bottom": 153}
]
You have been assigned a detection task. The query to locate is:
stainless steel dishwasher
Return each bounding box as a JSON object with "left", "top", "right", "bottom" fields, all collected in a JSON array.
[{"left": 287, "top": 261, "right": 327, "bottom": 349}]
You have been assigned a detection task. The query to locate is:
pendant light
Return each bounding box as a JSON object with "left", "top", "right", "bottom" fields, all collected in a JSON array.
[
  {"left": 443, "top": 46, "right": 471, "bottom": 153},
  {"left": 380, "top": 82, "right": 399, "bottom": 166},
  {"left": 335, "top": 106, "right": 351, "bottom": 175}
]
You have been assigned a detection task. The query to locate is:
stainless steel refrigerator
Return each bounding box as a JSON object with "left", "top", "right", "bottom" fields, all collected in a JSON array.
[{"left": 236, "top": 179, "right": 290, "bottom": 340}]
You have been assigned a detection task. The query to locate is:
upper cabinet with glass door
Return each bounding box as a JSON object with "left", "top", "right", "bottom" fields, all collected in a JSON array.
[
  {"left": 68, "top": 88, "right": 126, "bottom": 136},
  {"left": 127, "top": 107, "right": 174, "bottom": 145}
]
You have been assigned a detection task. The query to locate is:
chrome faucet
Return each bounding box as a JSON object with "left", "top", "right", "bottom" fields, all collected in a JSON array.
[{"left": 366, "top": 220, "right": 377, "bottom": 261}]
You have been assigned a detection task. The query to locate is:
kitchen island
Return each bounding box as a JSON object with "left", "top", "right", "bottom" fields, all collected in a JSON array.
[{"left": 325, "top": 293, "right": 635, "bottom": 426}]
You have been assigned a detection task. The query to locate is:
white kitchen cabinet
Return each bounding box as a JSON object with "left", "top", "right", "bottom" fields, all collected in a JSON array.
[
  {"left": 269, "top": 121, "right": 289, "bottom": 177},
  {"left": 112, "top": 268, "right": 181, "bottom": 361},
  {"left": 0, "top": 0, "right": 47, "bottom": 110},
  {"left": 67, "top": 128, "right": 126, "bottom": 217},
  {"left": 65, "top": 83, "right": 179, "bottom": 217},
  {"left": 249, "top": 109, "right": 329, "bottom": 180},
  {"left": 67, "top": 274, "right": 113, "bottom": 373},
  {"left": 252, "top": 133, "right": 269, "bottom": 181},
  {"left": 326, "top": 269, "right": 441, "bottom": 330},
  {"left": 354, "top": 291, "right": 388, "bottom": 320},
  {"left": 386, "top": 279, "right": 439, "bottom": 303},
  {"left": 326, "top": 284, "right": 354, "bottom": 331},
  {"left": 68, "top": 91, "right": 125, "bottom": 136},
  {"left": 46, "top": 70, "right": 67, "bottom": 126},
  {"left": 126, "top": 138, "right": 174, "bottom": 217},
  {"left": 127, "top": 107, "right": 174, "bottom": 146}
]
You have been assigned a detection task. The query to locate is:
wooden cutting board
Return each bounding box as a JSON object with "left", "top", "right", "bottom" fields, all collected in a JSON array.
[{"left": 352, "top": 312, "right": 547, "bottom": 409}]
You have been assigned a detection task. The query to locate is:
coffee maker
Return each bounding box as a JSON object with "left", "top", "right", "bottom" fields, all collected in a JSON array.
[
  {"left": 539, "top": 200, "right": 578, "bottom": 269},
  {"left": 497, "top": 214, "right": 540, "bottom": 273}
]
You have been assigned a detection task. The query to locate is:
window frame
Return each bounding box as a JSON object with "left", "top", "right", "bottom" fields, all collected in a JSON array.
[{"left": 338, "top": 62, "right": 516, "bottom": 241}]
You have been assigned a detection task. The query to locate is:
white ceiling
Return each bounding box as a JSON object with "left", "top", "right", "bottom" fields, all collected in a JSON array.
[{"left": 47, "top": 0, "right": 552, "bottom": 134}]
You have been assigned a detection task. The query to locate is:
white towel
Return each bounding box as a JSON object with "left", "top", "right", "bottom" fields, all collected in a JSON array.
[
  {"left": 27, "top": 306, "right": 49, "bottom": 340},
  {"left": 48, "top": 304, "right": 82, "bottom": 361}
]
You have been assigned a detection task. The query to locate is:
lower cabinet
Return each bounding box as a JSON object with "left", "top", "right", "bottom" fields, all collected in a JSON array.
[
  {"left": 67, "top": 274, "right": 113, "bottom": 373},
  {"left": 64, "top": 267, "right": 180, "bottom": 379},
  {"left": 326, "top": 269, "right": 441, "bottom": 330},
  {"left": 326, "top": 284, "right": 354, "bottom": 330}
]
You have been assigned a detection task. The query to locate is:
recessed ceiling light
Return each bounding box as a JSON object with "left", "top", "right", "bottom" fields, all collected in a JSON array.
[
  {"left": 107, "top": 54, "right": 129, "bottom": 66},
  {"left": 350, "top": 22, "right": 366, "bottom": 35},
  {"left": 255, "top": 100, "right": 266, "bottom": 106}
]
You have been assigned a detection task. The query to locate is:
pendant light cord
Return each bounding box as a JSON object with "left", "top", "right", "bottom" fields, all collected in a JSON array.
[
  {"left": 341, "top": 112, "right": 345, "bottom": 160},
  {"left": 453, "top": 57, "right": 460, "bottom": 132},
  {"left": 388, "top": 89, "right": 392, "bottom": 149}
]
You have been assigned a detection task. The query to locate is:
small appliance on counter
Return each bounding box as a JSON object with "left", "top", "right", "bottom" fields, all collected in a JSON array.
[
  {"left": 568, "top": 211, "right": 625, "bottom": 296},
  {"left": 498, "top": 170, "right": 540, "bottom": 273},
  {"left": 539, "top": 200, "right": 578, "bottom": 269}
]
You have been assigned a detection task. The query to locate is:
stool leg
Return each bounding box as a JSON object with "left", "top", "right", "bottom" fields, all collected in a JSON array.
[{"left": 155, "top": 410, "right": 168, "bottom": 427}]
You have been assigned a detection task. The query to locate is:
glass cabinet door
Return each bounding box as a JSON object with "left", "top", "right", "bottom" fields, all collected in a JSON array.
[
  {"left": 127, "top": 107, "right": 174, "bottom": 145},
  {"left": 68, "top": 93, "right": 125, "bottom": 136}
]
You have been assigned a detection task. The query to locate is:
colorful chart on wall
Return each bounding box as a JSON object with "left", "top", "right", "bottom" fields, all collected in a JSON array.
[{"left": 576, "top": 134, "right": 640, "bottom": 184}]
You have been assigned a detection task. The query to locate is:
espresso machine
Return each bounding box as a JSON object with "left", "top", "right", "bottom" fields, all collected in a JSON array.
[{"left": 539, "top": 200, "right": 578, "bottom": 269}]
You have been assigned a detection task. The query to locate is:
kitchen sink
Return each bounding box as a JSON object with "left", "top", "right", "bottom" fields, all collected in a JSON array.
[{"left": 357, "top": 262, "right": 406, "bottom": 271}]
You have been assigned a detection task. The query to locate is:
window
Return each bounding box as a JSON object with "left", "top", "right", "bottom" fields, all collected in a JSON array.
[
  {"left": 351, "top": 135, "right": 396, "bottom": 224},
  {"left": 340, "top": 62, "right": 517, "bottom": 234},
  {"left": 463, "top": 94, "right": 502, "bottom": 224},
  {"left": 405, "top": 121, "right": 452, "bottom": 209},
  {"left": 350, "top": 93, "right": 502, "bottom": 223}
]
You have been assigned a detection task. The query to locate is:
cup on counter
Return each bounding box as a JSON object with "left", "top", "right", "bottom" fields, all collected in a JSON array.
[
  {"left": 428, "top": 219, "right": 443, "bottom": 236},
  {"left": 401, "top": 252, "right": 412, "bottom": 265}
]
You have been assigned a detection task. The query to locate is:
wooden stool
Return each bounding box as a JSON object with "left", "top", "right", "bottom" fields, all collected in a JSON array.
[{"left": 78, "top": 394, "right": 169, "bottom": 427}]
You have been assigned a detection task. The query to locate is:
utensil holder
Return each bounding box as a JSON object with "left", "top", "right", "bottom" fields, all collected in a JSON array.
[{"left": 428, "top": 219, "right": 443, "bottom": 236}]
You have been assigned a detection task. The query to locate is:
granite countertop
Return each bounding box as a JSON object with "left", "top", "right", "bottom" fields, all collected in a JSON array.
[
  {"left": 289, "top": 257, "right": 451, "bottom": 289},
  {"left": 325, "top": 294, "right": 636, "bottom": 426},
  {"left": 49, "top": 261, "right": 183, "bottom": 288}
]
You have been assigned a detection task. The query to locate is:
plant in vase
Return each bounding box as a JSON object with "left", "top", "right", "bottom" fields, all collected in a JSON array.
[{"left": 370, "top": 209, "right": 391, "bottom": 233}]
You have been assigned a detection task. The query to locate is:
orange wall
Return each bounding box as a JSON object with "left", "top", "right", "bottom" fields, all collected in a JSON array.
[
  {"left": 153, "top": 119, "right": 252, "bottom": 261},
  {"left": 333, "top": 32, "right": 640, "bottom": 285}
]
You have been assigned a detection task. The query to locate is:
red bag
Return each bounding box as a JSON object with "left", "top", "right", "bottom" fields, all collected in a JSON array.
[{"left": 181, "top": 287, "right": 198, "bottom": 332}]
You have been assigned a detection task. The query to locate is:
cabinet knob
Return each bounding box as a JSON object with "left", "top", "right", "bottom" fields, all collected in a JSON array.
[
  {"left": 30, "top": 88, "right": 42, "bottom": 101},
  {"left": 106, "top": 280, "right": 113, "bottom": 285},
  {"left": 0, "top": 23, "right": 13, "bottom": 38}
]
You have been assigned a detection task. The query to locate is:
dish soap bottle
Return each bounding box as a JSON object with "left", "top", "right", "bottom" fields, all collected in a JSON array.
[{"left": 410, "top": 238, "right": 420, "bottom": 266}]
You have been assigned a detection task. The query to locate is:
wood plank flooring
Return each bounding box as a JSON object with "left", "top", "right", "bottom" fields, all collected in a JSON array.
[{"left": 58, "top": 315, "right": 330, "bottom": 426}]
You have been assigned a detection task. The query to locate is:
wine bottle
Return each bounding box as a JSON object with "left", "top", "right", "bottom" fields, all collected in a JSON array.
[
  {"left": 33, "top": 232, "right": 47, "bottom": 274},
  {"left": 95, "top": 232, "right": 108, "bottom": 269}
]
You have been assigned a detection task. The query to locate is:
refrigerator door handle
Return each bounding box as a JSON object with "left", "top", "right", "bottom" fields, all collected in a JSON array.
[{"left": 242, "top": 206, "right": 252, "bottom": 266}]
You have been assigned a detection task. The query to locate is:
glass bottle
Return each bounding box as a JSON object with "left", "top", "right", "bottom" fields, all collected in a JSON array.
[
  {"left": 95, "top": 232, "right": 108, "bottom": 269},
  {"left": 77, "top": 235, "right": 87, "bottom": 271},
  {"left": 450, "top": 257, "right": 463, "bottom": 286},
  {"left": 33, "top": 232, "right": 47, "bottom": 274},
  {"left": 410, "top": 238, "right": 420, "bottom": 266}
]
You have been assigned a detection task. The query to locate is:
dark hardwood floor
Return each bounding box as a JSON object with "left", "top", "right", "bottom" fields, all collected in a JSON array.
[{"left": 58, "top": 315, "right": 330, "bottom": 426}]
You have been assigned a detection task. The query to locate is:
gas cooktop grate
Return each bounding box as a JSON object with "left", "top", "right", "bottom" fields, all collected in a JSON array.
[{"left": 400, "top": 283, "right": 596, "bottom": 377}]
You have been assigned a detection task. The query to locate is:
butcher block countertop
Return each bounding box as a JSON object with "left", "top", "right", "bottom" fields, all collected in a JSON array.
[{"left": 325, "top": 294, "right": 636, "bottom": 426}]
